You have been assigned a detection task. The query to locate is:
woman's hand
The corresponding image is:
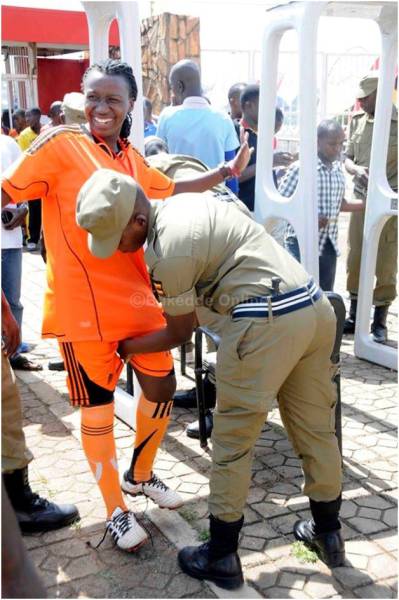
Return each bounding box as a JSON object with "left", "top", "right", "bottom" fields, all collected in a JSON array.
[{"left": 229, "top": 127, "right": 254, "bottom": 175}]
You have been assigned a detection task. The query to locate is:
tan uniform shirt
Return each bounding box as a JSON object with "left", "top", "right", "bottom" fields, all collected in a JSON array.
[
  {"left": 346, "top": 106, "right": 398, "bottom": 196},
  {"left": 145, "top": 192, "right": 310, "bottom": 317}
]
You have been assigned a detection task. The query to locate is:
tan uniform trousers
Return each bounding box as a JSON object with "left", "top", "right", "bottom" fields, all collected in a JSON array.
[
  {"left": 2, "top": 356, "right": 33, "bottom": 473},
  {"left": 347, "top": 209, "right": 397, "bottom": 306},
  {"left": 209, "top": 294, "right": 342, "bottom": 522}
]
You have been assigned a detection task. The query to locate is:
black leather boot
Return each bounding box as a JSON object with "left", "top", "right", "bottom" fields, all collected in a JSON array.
[
  {"left": 3, "top": 467, "right": 80, "bottom": 533},
  {"left": 186, "top": 410, "right": 213, "bottom": 439},
  {"left": 173, "top": 375, "right": 216, "bottom": 409},
  {"left": 48, "top": 359, "right": 65, "bottom": 371},
  {"left": 178, "top": 515, "right": 244, "bottom": 590},
  {"left": 371, "top": 305, "right": 389, "bottom": 344},
  {"left": 294, "top": 495, "right": 345, "bottom": 568},
  {"left": 343, "top": 298, "right": 357, "bottom": 334}
]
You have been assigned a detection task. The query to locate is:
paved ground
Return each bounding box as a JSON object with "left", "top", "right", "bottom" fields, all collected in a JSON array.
[{"left": 13, "top": 212, "right": 397, "bottom": 599}]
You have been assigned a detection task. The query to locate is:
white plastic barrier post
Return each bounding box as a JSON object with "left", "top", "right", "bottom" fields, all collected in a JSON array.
[
  {"left": 82, "top": 0, "right": 145, "bottom": 428},
  {"left": 82, "top": 0, "right": 144, "bottom": 152},
  {"left": 354, "top": 4, "right": 398, "bottom": 370},
  {"left": 255, "top": 1, "right": 324, "bottom": 280}
]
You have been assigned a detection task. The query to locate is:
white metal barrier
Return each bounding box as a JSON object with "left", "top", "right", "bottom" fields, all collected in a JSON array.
[
  {"left": 354, "top": 3, "right": 397, "bottom": 370},
  {"left": 254, "top": 1, "right": 323, "bottom": 280},
  {"left": 255, "top": 0, "right": 397, "bottom": 370},
  {"left": 82, "top": 0, "right": 144, "bottom": 428}
]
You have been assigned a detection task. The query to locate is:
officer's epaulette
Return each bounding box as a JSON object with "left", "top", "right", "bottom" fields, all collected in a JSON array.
[
  {"left": 131, "top": 144, "right": 150, "bottom": 167},
  {"left": 26, "top": 124, "right": 82, "bottom": 155}
]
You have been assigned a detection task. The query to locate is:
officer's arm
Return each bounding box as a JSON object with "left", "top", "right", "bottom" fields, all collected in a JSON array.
[
  {"left": 173, "top": 131, "right": 253, "bottom": 194},
  {"left": 118, "top": 311, "right": 196, "bottom": 360}
]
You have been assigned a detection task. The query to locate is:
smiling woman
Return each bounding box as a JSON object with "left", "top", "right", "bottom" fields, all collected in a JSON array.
[{"left": 82, "top": 61, "right": 137, "bottom": 151}]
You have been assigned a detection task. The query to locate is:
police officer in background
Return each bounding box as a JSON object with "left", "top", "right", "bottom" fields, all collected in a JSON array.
[
  {"left": 77, "top": 169, "right": 345, "bottom": 590},
  {"left": 344, "top": 73, "right": 398, "bottom": 343}
]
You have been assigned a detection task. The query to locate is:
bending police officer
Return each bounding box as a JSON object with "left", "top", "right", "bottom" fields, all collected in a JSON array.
[{"left": 77, "top": 170, "right": 345, "bottom": 590}]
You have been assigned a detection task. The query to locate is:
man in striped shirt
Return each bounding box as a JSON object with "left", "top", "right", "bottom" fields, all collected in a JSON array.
[{"left": 280, "top": 120, "right": 364, "bottom": 291}]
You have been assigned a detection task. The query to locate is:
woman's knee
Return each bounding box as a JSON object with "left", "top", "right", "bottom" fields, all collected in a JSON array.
[{"left": 138, "top": 371, "right": 176, "bottom": 403}]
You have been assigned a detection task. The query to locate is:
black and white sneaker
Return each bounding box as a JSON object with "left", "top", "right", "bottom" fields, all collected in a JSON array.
[
  {"left": 121, "top": 472, "right": 183, "bottom": 509},
  {"left": 106, "top": 507, "right": 148, "bottom": 552}
]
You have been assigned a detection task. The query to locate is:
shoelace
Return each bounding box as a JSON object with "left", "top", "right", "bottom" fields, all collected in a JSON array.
[
  {"left": 86, "top": 510, "right": 154, "bottom": 550},
  {"left": 26, "top": 492, "right": 50, "bottom": 509},
  {"left": 87, "top": 510, "right": 133, "bottom": 550},
  {"left": 146, "top": 474, "right": 169, "bottom": 493}
]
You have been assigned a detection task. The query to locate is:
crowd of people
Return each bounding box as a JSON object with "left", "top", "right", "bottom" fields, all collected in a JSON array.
[{"left": 1, "top": 57, "right": 397, "bottom": 593}]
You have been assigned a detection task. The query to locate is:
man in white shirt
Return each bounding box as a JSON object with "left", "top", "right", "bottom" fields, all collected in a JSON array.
[{"left": 156, "top": 59, "right": 240, "bottom": 194}]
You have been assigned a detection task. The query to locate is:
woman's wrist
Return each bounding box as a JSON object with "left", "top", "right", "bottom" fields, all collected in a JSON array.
[{"left": 218, "top": 162, "right": 241, "bottom": 181}]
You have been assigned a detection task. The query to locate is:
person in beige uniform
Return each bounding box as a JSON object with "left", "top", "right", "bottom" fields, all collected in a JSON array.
[
  {"left": 77, "top": 169, "right": 344, "bottom": 590},
  {"left": 344, "top": 73, "right": 398, "bottom": 343}
]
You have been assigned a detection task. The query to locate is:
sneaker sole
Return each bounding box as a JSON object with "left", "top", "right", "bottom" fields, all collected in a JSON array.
[
  {"left": 121, "top": 485, "right": 184, "bottom": 510},
  {"left": 123, "top": 537, "right": 148, "bottom": 553}
]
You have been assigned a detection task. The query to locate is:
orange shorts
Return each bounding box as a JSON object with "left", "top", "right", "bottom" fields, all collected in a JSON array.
[{"left": 59, "top": 341, "right": 174, "bottom": 407}]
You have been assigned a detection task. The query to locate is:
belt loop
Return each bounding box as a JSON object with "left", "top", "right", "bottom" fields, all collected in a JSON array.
[{"left": 267, "top": 296, "right": 274, "bottom": 323}]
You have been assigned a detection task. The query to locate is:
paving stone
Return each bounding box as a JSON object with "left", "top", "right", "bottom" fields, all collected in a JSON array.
[
  {"left": 348, "top": 517, "right": 389, "bottom": 535},
  {"left": 353, "top": 495, "right": 394, "bottom": 510},
  {"left": 353, "top": 582, "right": 395, "bottom": 598},
  {"left": 357, "top": 507, "right": 382, "bottom": 520},
  {"left": 165, "top": 572, "right": 208, "bottom": 598},
  {"left": 367, "top": 553, "right": 398, "bottom": 579},
  {"left": 241, "top": 535, "right": 266, "bottom": 551},
  {"left": 46, "top": 583, "right": 78, "bottom": 598},
  {"left": 268, "top": 513, "right": 299, "bottom": 535},
  {"left": 246, "top": 563, "right": 279, "bottom": 589},
  {"left": 340, "top": 500, "right": 358, "bottom": 519},
  {"left": 252, "top": 501, "right": 291, "bottom": 519},
  {"left": 374, "top": 533, "right": 397, "bottom": 552},
  {"left": 243, "top": 521, "right": 280, "bottom": 540},
  {"left": 345, "top": 552, "right": 369, "bottom": 570},
  {"left": 262, "top": 586, "right": 310, "bottom": 598},
  {"left": 278, "top": 571, "right": 306, "bottom": 590},
  {"left": 381, "top": 507, "right": 397, "bottom": 528},
  {"left": 333, "top": 567, "right": 374, "bottom": 588},
  {"left": 304, "top": 576, "right": 343, "bottom": 598},
  {"left": 345, "top": 539, "right": 382, "bottom": 557}
]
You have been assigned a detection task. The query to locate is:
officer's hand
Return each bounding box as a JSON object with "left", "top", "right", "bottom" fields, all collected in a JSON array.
[
  {"left": 4, "top": 206, "right": 28, "bottom": 231},
  {"left": 273, "top": 152, "right": 294, "bottom": 167},
  {"left": 231, "top": 127, "right": 254, "bottom": 174},
  {"left": 2, "top": 306, "right": 21, "bottom": 357},
  {"left": 118, "top": 339, "right": 133, "bottom": 362},
  {"left": 355, "top": 166, "right": 369, "bottom": 187}
]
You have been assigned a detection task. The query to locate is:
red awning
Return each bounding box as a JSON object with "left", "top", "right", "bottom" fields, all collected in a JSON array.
[{"left": 1, "top": 6, "right": 120, "bottom": 46}]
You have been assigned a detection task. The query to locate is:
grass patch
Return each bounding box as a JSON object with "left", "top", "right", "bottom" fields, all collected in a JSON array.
[
  {"left": 291, "top": 541, "right": 318, "bottom": 563},
  {"left": 179, "top": 508, "right": 199, "bottom": 524},
  {"left": 198, "top": 529, "right": 210, "bottom": 542}
]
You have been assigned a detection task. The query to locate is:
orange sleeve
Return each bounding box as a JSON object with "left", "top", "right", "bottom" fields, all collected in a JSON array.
[
  {"left": 132, "top": 147, "right": 175, "bottom": 199},
  {"left": 1, "top": 138, "right": 60, "bottom": 203}
]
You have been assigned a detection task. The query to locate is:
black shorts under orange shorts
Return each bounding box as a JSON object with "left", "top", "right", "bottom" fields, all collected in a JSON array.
[{"left": 59, "top": 340, "right": 174, "bottom": 407}]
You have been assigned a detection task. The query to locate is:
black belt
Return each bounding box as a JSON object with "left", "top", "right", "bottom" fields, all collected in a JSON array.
[{"left": 231, "top": 279, "right": 322, "bottom": 321}]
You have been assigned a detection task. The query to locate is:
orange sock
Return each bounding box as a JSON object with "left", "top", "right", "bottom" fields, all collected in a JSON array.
[
  {"left": 80, "top": 403, "right": 127, "bottom": 518},
  {"left": 130, "top": 394, "right": 173, "bottom": 482}
]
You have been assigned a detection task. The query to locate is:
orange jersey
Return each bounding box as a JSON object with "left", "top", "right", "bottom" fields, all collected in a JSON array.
[{"left": 2, "top": 125, "right": 175, "bottom": 342}]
